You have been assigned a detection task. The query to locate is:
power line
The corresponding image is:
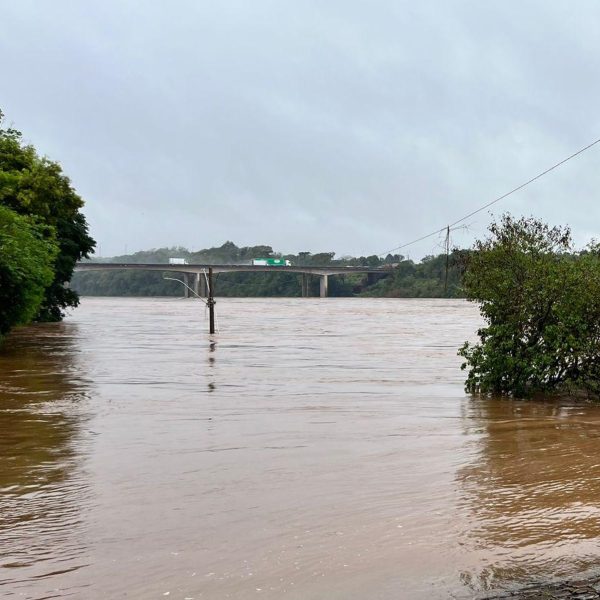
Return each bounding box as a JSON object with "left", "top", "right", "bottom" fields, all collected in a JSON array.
[{"left": 379, "top": 136, "right": 600, "bottom": 256}]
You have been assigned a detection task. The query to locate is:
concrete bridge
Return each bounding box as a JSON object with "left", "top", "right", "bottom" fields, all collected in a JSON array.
[{"left": 74, "top": 263, "right": 392, "bottom": 297}]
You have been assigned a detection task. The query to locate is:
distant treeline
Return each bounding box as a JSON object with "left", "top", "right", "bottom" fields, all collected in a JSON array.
[{"left": 71, "top": 242, "right": 466, "bottom": 298}]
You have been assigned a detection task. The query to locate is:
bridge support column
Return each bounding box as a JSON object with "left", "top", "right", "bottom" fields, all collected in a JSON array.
[
  {"left": 183, "top": 273, "right": 191, "bottom": 298},
  {"left": 301, "top": 274, "right": 309, "bottom": 297},
  {"left": 319, "top": 274, "right": 329, "bottom": 298},
  {"left": 191, "top": 272, "right": 208, "bottom": 297},
  {"left": 198, "top": 272, "right": 207, "bottom": 297}
]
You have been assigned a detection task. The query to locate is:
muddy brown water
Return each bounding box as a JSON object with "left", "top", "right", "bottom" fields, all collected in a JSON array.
[{"left": 2, "top": 298, "right": 600, "bottom": 599}]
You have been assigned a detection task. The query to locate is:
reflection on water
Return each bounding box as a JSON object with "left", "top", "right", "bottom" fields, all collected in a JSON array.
[
  {"left": 207, "top": 339, "right": 217, "bottom": 392},
  {"left": 0, "top": 323, "right": 91, "bottom": 598},
  {"left": 458, "top": 398, "right": 600, "bottom": 594},
  {"left": 2, "top": 298, "right": 600, "bottom": 599}
]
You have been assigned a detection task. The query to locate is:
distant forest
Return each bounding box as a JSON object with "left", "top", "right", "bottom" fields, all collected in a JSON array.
[{"left": 71, "top": 242, "right": 466, "bottom": 298}]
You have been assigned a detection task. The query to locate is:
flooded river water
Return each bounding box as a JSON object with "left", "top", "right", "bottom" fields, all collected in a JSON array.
[{"left": 2, "top": 298, "right": 600, "bottom": 599}]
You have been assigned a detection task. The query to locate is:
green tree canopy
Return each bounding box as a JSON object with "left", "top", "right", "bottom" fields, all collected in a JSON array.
[{"left": 0, "top": 110, "right": 95, "bottom": 322}]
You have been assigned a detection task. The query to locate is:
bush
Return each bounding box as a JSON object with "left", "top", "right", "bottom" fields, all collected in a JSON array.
[{"left": 459, "top": 215, "right": 600, "bottom": 398}]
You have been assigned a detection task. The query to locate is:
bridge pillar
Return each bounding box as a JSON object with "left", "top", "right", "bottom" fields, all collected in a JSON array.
[
  {"left": 183, "top": 273, "right": 191, "bottom": 298},
  {"left": 319, "top": 274, "right": 329, "bottom": 298},
  {"left": 301, "top": 273, "right": 309, "bottom": 297},
  {"left": 197, "top": 272, "right": 207, "bottom": 297},
  {"left": 191, "top": 272, "right": 207, "bottom": 297}
]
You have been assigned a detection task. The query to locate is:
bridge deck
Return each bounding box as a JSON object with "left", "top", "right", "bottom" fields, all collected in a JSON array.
[{"left": 75, "top": 263, "right": 391, "bottom": 276}]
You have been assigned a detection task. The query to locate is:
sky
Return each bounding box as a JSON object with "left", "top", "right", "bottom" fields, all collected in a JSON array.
[{"left": 1, "top": 0, "right": 600, "bottom": 259}]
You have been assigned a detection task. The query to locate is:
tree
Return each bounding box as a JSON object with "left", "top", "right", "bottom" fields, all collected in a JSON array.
[
  {"left": 0, "top": 110, "right": 95, "bottom": 321},
  {"left": 311, "top": 252, "right": 335, "bottom": 265},
  {"left": 297, "top": 251, "right": 311, "bottom": 266},
  {"left": 459, "top": 214, "right": 600, "bottom": 398},
  {"left": 0, "top": 206, "right": 58, "bottom": 336}
]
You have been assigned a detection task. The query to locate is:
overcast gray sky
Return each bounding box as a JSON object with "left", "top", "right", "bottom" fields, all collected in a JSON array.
[{"left": 1, "top": 0, "right": 599, "bottom": 258}]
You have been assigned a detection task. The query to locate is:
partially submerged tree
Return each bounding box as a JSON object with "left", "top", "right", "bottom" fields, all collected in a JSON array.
[
  {"left": 0, "top": 110, "right": 95, "bottom": 323},
  {"left": 459, "top": 215, "right": 600, "bottom": 398},
  {"left": 0, "top": 206, "right": 58, "bottom": 337}
]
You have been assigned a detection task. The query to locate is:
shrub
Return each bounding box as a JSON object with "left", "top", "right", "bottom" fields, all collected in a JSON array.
[{"left": 459, "top": 215, "right": 600, "bottom": 398}]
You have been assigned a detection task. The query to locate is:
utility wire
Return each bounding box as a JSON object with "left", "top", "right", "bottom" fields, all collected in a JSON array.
[{"left": 379, "top": 136, "right": 600, "bottom": 256}]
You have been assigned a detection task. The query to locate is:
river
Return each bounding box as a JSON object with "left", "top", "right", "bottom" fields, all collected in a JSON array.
[{"left": 2, "top": 297, "right": 600, "bottom": 599}]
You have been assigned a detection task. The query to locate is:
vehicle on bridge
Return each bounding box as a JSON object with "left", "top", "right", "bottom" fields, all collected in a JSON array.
[
  {"left": 169, "top": 258, "right": 188, "bottom": 265},
  {"left": 252, "top": 258, "right": 291, "bottom": 266}
]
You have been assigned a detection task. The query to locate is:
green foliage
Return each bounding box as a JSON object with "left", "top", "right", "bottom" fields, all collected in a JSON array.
[
  {"left": 459, "top": 215, "right": 600, "bottom": 398},
  {"left": 0, "top": 206, "right": 58, "bottom": 336},
  {"left": 0, "top": 110, "right": 95, "bottom": 324},
  {"left": 366, "top": 251, "right": 465, "bottom": 298},
  {"left": 107, "top": 246, "right": 192, "bottom": 264},
  {"left": 190, "top": 242, "right": 274, "bottom": 264}
]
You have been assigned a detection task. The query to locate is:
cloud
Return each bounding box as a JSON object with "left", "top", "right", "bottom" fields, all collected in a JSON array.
[{"left": 1, "top": 0, "right": 599, "bottom": 257}]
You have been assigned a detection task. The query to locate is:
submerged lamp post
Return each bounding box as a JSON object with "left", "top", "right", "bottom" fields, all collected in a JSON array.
[
  {"left": 207, "top": 268, "right": 215, "bottom": 335},
  {"left": 164, "top": 268, "right": 216, "bottom": 334}
]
